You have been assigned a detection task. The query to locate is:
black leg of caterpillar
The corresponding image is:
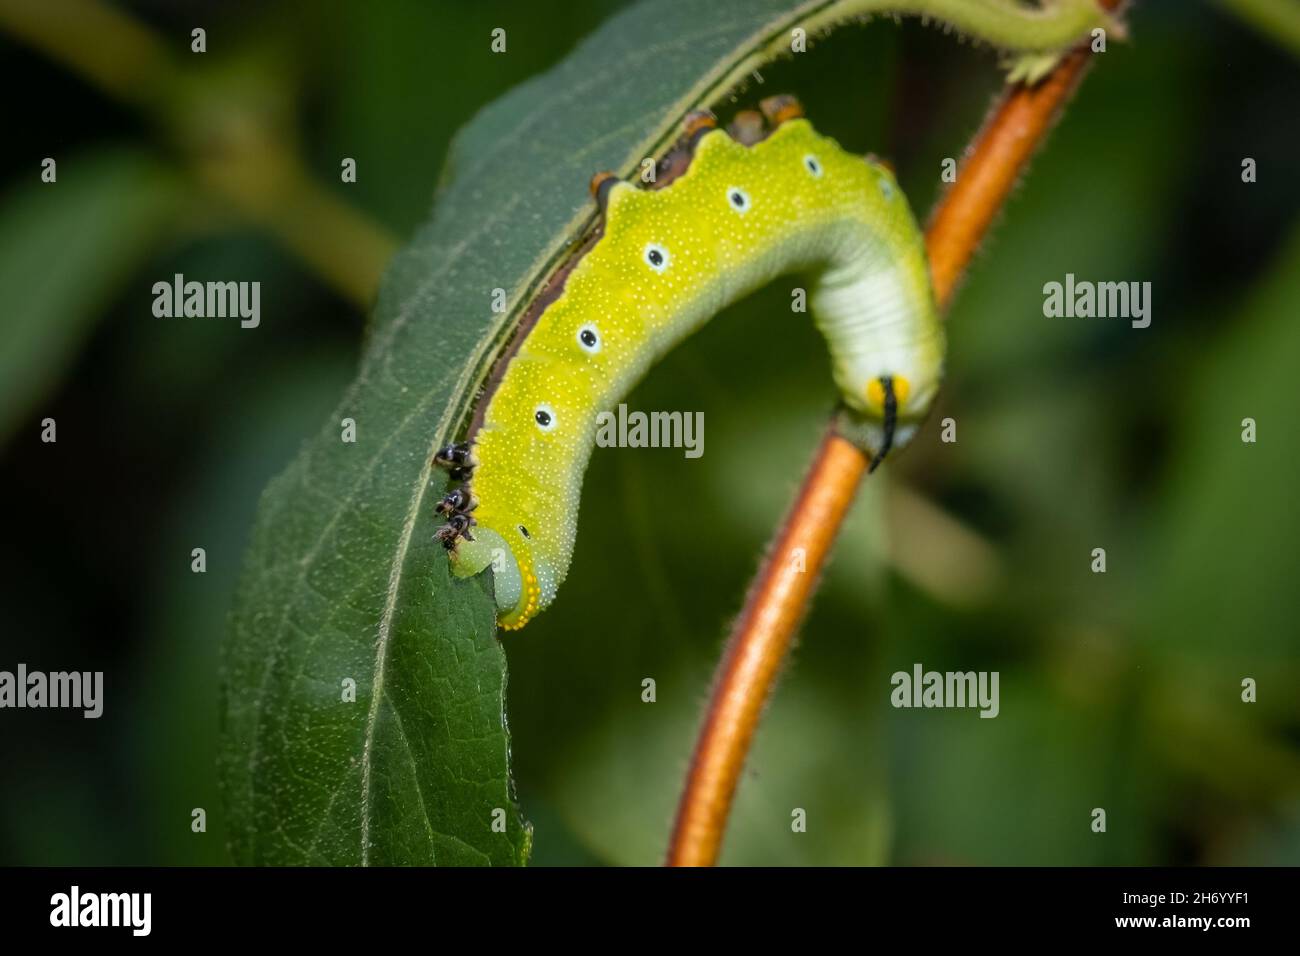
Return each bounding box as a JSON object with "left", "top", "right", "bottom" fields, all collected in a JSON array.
[
  {"left": 436, "top": 512, "right": 476, "bottom": 549},
  {"left": 869, "top": 376, "right": 898, "bottom": 474},
  {"left": 435, "top": 522, "right": 457, "bottom": 548},
  {"left": 436, "top": 526, "right": 474, "bottom": 549},
  {"left": 434, "top": 442, "right": 477, "bottom": 472},
  {"left": 436, "top": 486, "right": 478, "bottom": 517}
]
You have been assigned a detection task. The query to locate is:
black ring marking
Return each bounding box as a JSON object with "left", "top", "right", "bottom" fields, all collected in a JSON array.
[{"left": 869, "top": 376, "right": 898, "bottom": 473}]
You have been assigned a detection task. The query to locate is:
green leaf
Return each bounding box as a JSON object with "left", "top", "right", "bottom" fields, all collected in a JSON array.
[
  {"left": 0, "top": 148, "right": 178, "bottom": 447},
  {"left": 220, "top": 0, "right": 1108, "bottom": 865}
]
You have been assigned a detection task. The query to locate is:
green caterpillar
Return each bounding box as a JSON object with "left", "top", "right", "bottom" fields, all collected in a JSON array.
[
  {"left": 436, "top": 100, "right": 939, "bottom": 629},
  {"left": 436, "top": 3, "right": 1117, "bottom": 630}
]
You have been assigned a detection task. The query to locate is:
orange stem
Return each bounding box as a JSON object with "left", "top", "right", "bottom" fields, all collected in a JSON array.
[
  {"left": 666, "top": 8, "right": 1120, "bottom": 867},
  {"left": 666, "top": 428, "right": 866, "bottom": 866},
  {"left": 925, "top": 46, "right": 1096, "bottom": 310}
]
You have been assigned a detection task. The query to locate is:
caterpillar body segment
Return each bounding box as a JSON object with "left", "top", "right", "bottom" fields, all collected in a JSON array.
[{"left": 439, "top": 104, "right": 944, "bottom": 629}]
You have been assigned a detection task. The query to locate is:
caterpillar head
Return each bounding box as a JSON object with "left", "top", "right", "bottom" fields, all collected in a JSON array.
[{"left": 448, "top": 526, "right": 526, "bottom": 624}]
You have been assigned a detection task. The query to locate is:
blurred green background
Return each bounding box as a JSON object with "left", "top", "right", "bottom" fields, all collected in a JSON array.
[{"left": 1, "top": 0, "right": 1297, "bottom": 866}]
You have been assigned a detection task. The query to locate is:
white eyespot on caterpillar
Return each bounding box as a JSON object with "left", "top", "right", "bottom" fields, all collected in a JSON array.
[
  {"left": 644, "top": 242, "right": 670, "bottom": 273},
  {"left": 803, "top": 154, "right": 823, "bottom": 178},
  {"left": 727, "top": 186, "right": 752, "bottom": 214},
  {"left": 533, "top": 403, "right": 557, "bottom": 432},
  {"left": 576, "top": 322, "right": 601, "bottom": 354},
  {"left": 879, "top": 177, "right": 894, "bottom": 201}
]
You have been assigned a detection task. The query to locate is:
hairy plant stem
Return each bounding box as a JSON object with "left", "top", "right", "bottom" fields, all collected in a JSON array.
[{"left": 666, "top": 4, "right": 1123, "bottom": 867}]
